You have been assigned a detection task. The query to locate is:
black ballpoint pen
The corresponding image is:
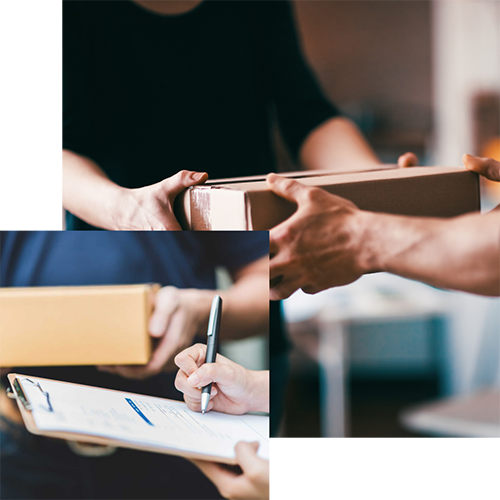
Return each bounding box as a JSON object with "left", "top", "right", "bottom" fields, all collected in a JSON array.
[{"left": 201, "top": 295, "right": 222, "bottom": 414}]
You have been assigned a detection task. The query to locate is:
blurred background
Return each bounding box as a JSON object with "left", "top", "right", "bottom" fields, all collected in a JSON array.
[{"left": 277, "top": 0, "right": 500, "bottom": 438}]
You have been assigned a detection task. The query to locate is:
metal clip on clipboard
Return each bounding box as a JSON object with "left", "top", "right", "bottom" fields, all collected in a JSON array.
[
  {"left": 6, "top": 377, "right": 116, "bottom": 457},
  {"left": 7, "top": 377, "right": 53, "bottom": 412}
]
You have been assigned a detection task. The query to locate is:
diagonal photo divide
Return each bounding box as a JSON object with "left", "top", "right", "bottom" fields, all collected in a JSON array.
[{"left": 0, "top": 172, "right": 326, "bottom": 499}]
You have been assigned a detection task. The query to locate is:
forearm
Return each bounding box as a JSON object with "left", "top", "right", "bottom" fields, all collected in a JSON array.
[
  {"left": 63, "top": 149, "right": 126, "bottom": 229},
  {"left": 359, "top": 209, "right": 500, "bottom": 296},
  {"left": 197, "top": 279, "right": 268, "bottom": 340},
  {"left": 299, "top": 117, "right": 380, "bottom": 172},
  {"left": 219, "top": 256, "right": 269, "bottom": 339}
]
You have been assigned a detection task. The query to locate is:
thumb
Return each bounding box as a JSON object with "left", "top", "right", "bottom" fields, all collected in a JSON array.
[
  {"left": 160, "top": 170, "right": 209, "bottom": 200},
  {"left": 235, "top": 441, "right": 262, "bottom": 473},
  {"left": 148, "top": 287, "right": 179, "bottom": 338},
  {"left": 267, "top": 173, "right": 309, "bottom": 204},
  {"left": 463, "top": 154, "right": 500, "bottom": 182}
]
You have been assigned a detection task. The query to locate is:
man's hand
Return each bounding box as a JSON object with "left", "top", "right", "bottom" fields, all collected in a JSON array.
[
  {"left": 192, "top": 442, "right": 269, "bottom": 500},
  {"left": 268, "top": 174, "right": 369, "bottom": 300},
  {"left": 115, "top": 170, "right": 208, "bottom": 230},
  {"left": 174, "top": 344, "right": 269, "bottom": 414},
  {"left": 463, "top": 154, "right": 500, "bottom": 181},
  {"left": 98, "top": 287, "right": 213, "bottom": 379}
]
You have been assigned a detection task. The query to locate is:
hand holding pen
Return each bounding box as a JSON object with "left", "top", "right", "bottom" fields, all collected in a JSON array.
[{"left": 174, "top": 343, "right": 269, "bottom": 415}]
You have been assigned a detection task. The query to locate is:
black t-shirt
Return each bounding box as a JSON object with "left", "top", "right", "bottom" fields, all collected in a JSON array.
[
  {"left": 63, "top": 0, "right": 340, "bottom": 220},
  {"left": 63, "top": 0, "right": 341, "bottom": 355}
]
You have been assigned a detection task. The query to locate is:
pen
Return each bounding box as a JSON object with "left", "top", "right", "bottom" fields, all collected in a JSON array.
[{"left": 201, "top": 295, "right": 222, "bottom": 414}]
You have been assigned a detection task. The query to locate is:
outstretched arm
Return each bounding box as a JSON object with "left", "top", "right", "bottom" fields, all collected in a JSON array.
[
  {"left": 360, "top": 206, "right": 499, "bottom": 296},
  {"left": 63, "top": 149, "right": 208, "bottom": 230},
  {"left": 269, "top": 155, "right": 500, "bottom": 299},
  {"left": 299, "top": 117, "right": 418, "bottom": 172},
  {"left": 299, "top": 117, "right": 379, "bottom": 171}
]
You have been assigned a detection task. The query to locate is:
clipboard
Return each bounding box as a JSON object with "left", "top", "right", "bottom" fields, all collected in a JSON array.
[{"left": 7, "top": 373, "right": 269, "bottom": 464}]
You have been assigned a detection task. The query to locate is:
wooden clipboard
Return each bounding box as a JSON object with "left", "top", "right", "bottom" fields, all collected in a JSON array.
[{"left": 7, "top": 373, "right": 246, "bottom": 464}]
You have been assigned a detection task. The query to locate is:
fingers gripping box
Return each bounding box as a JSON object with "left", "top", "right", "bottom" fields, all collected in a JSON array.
[{"left": 175, "top": 166, "right": 480, "bottom": 231}]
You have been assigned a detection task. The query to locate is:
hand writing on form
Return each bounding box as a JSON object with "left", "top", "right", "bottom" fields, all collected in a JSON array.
[{"left": 174, "top": 344, "right": 269, "bottom": 415}]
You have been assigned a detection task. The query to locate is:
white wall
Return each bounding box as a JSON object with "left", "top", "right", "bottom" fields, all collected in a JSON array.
[{"left": 432, "top": 0, "right": 500, "bottom": 166}]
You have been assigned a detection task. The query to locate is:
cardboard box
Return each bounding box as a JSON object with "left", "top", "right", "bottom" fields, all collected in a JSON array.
[
  {"left": 0, "top": 284, "right": 159, "bottom": 367},
  {"left": 175, "top": 166, "right": 480, "bottom": 230}
]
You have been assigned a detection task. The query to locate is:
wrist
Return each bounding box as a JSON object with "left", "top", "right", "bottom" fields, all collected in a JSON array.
[
  {"left": 247, "top": 370, "right": 269, "bottom": 413},
  {"left": 355, "top": 210, "right": 385, "bottom": 274},
  {"left": 107, "top": 186, "right": 136, "bottom": 230},
  {"left": 59, "top": 150, "right": 130, "bottom": 229}
]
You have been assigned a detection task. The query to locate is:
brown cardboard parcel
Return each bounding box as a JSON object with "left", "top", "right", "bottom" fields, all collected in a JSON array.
[
  {"left": 175, "top": 166, "right": 480, "bottom": 230},
  {"left": 0, "top": 284, "right": 159, "bottom": 367}
]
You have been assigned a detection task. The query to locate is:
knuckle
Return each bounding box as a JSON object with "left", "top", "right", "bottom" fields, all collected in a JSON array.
[
  {"left": 174, "top": 351, "right": 185, "bottom": 366},
  {"left": 302, "top": 284, "right": 320, "bottom": 295},
  {"left": 177, "top": 170, "right": 191, "bottom": 184},
  {"left": 274, "top": 226, "right": 295, "bottom": 247},
  {"left": 302, "top": 187, "right": 322, "bottom": 204},
  {"left": 203, "top": 364, "right": 216, "bottom": 380},
  {"left": 284, "top": 224, "right": 297, "bottom": 243},
  {"left": 173, "top": 357, "right": 185, "bottom": 371},
  {"left": 194, "top": 343, "right": 206, "bottom": 355},
  {"left": 271, "top": 228, "right": 286, "bottom": 246},
  {"left": 174, "top": 373, "right": 183, "bottom": 392},
  {"left": 158, "top": 286, "right": 177, "bottom": 300}
]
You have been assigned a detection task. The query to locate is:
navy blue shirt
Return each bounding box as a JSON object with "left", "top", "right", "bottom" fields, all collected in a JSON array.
[{"left": 0, "top": 231, "right": 268, "bottom": 398}]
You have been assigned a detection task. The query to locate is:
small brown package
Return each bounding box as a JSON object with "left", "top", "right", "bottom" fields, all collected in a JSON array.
[{"left": 0, "top": 284, "right": 159, "bottom": 367}]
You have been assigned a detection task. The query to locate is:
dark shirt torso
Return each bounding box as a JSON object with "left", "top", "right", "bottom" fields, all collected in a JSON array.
[
  {"left": 63, "top": 0, "right": 338, "bottom": 354},
  {"left": 63, "top": 0, "right": 339, "bottom": 228}
]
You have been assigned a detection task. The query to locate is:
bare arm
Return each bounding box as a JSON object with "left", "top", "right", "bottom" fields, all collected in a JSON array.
[
  {"left": 361, "top": 208, "right": 500, "bottom": 296},
  {"left": 182, "top": 255, "right": 270, "bottom": 341},
  {"left": 365, "top": 155, "right": 500, "bottom": 295},
  {"left": 219, "top": 255, "right": 269, "bottom": 339},
  {"left": 100, "top": 255, "right": 269, "bottom": 379},
  {"left": 299, "top": 116, "right": 417, "bottom": 172},
  {"left": 63, "top": 149, "right": 208, "bottom": 230},
  {"left": 299, "top": 117, "right": 380, "bottom": 171},
  {"left": 268, "top": 155, "right": 500, "bottom": 299}
]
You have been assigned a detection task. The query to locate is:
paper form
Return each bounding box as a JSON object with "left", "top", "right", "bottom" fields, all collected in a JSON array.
[{"left": 19, "top": 376, "right": 269, "bottom": 461}]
